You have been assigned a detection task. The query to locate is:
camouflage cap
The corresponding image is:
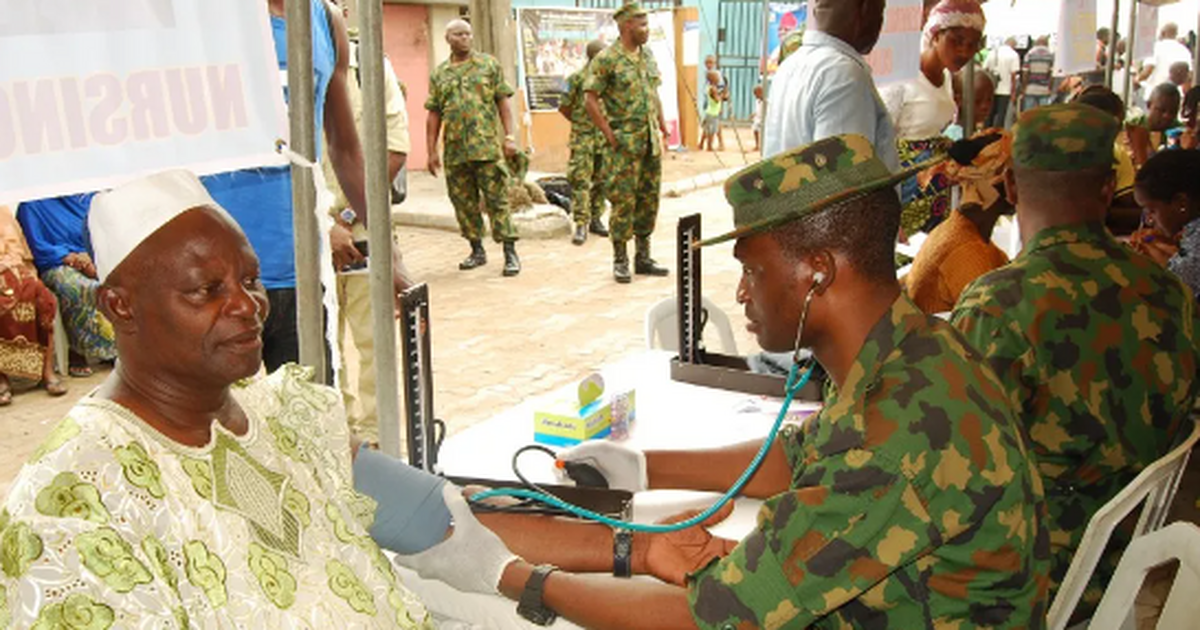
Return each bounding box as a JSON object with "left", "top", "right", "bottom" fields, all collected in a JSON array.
[
  {"left": 698, "top": 135, "right": 941, "bottom": 246},
  {"left": 1012, "top": 103, "right": 1119, "bottom": 172},
  {"left": 613, "top": 2, "right": 648, "bottom": 22}
]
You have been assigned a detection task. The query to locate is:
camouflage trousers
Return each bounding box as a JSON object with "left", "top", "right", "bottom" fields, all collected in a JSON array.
[
  {"left": 605, "top": 146, "right": 661, "bottom": 243},
  {"left": 445, "top": 160, "right": 518, "bottom": 243},
  {"left": 567, "top": 143, "right": 606, "bottom": 225}
]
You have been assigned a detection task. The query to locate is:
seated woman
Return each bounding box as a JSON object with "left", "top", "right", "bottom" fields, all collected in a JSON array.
[
  {"left": 1129, "top": 150, "right": 1200, "bottom": 300},
  {"left": 0, "top": 205, "right": 66, "bottom": 404},
  {"left": 16, "top": 193, "right": 116, "bottom": 375},
  {"left": 880, "top": 0, "right": 985, "bottom": 238},
  {"left": 905, "top": 131, "right": 1012, "bottom": 314}
]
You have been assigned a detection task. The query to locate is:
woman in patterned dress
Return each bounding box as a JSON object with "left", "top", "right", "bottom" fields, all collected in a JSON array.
[{"left": 0, "top": 205, "right": 66, "bottom": 405}]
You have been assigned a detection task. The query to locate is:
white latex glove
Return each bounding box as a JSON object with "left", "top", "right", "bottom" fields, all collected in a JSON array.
[
  {"left": 556, "top": 441, "right": 648, "bottom": 492},
  {"left": 394, "top": 484, "right": 519, "bottom": 594}
]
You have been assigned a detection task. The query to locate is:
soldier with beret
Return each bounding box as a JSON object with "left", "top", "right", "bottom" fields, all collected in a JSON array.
[
  {"left": 426, "top": 19, "right": 522, "bottom": 277},
  {"left": 490, "top": 135, "right": 1050, "bottom": 628},
  {"left": 952, "top": 103, "right": 1200, "bottom": 618},
  {"left": 585, "top": 2, "right": 670, "bottom": 283}
]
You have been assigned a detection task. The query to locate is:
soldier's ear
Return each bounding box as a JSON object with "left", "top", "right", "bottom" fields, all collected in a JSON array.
[{"left": 1003, "top": 168, "right": 1018, "bottom": 207}]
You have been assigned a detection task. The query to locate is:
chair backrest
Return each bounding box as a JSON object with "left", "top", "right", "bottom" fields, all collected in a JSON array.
[
  {"left": 1046, "top": 417, "right": 1200, "bottom": 630},
  {"left": 644, "top": 296, "right": 738, "bottom": 356},
  {"left": 1088, "top": 521, "right": 1200, "bottom": 630}
]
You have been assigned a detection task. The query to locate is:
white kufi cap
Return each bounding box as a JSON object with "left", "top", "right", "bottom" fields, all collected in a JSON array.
[{"left": 89, "top": 170, "right": 231, "bottom": 283}]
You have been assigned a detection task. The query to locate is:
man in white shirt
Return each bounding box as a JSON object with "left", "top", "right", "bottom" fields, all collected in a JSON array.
[
  {"left": 984, "top": 38, "right": 1020, "bottom": 128},
  {"left": 1139, "top": 23, "right": 1193, "bottom": 105},
  {"left": 762, "top": 0, "right": 896, "bottom": 170}
]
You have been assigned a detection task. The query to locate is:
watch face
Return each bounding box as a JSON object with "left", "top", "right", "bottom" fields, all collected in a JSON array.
[
  {"left": 518, "top": 603, "right": 557, "bottom": 626},
  {"left": 616, "top": 535, "right": 632, "bottom": 555}
]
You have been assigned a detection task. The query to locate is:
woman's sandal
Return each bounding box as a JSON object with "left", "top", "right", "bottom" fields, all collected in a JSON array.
[
  {"left": 0, "top": 379, "right": 11, "bottom": 406},
  {"left": 43, "top": 377, "right": 68, "bottom": 397},
  {"left": 68, "top": 364, "right": 93, "bottom": 378}
]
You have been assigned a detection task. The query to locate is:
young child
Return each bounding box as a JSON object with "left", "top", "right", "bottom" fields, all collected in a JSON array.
[
  {"left": 752, "top": 84, "right": 765, "bottom": 153},
  {"left": 701, "top": 70, "right": 722, "bottom": 152}
]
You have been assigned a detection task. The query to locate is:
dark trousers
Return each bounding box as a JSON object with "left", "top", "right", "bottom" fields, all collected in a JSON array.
[
  {"left": 990, "top": 95, "right": 1011, "bottom": 129},
  {"left": 263, "top": 288, "right": 300, "bottom": 373}
]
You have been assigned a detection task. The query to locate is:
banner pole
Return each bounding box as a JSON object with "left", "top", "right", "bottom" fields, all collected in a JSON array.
[
  {"left": 358, "top": 0, "right": 403, "bottom": 458},
  {"left": 758, "top": 0, "right": 772, "bottom": 147},
  {"left": 1122, "top": 0, "right": 1138, "bottom": 106},
  {"left": 287, "top": 0, "right": 325, "bottom": 381},
  {"left": 1106, "top": 0, "right": 1120, "bottom": 88}
]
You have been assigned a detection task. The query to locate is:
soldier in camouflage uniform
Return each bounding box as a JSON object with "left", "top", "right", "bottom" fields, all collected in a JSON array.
[
  {"left": 585, "top": 2, "right": 670, "bottom": 283},
  {"left": 425, "top": 19, "right": 521, "bottom": 277},
  {"left": 494, "top": 135, "right": 1050, "bottom": 629},
  {"left": 952, "top": 103, "right": 1200, "bottom": 618},
  {"left": 560, "top": 40, "right": 610, "bottom": 246}
]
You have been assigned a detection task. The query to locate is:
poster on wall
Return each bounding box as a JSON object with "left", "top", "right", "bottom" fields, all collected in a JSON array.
[
  {"left": 1055, "top": 0, "right": 1098, "bottom": 75},
  {"left": 765, "top": 3, "right": 807, "bottom": 75},
  {"left": 1134, "top": 3, "right": 1159, "bottom": 62},
  {"left": 864, "top": 0, "right": 922, "bottom": 87},
  {"left": 0, "top": 0, "right": 287, "bottom": 202},
  {"left": 515, "top": 7, "right": 680, "bottom": 148}
]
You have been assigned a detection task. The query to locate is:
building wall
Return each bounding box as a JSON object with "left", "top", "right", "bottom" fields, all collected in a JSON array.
[{"left": 383, "top": 3, "right": 434, "bottom": 169}]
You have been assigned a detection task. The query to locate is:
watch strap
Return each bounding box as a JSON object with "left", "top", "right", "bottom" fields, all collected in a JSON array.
[
  {"left": 613, "top": 529, "right": 633, "bottom": 578},
  {"left": 516, "top": 564, "right": 559, "bottom": 626}
]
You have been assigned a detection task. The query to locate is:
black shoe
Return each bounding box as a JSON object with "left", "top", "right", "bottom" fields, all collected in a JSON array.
[
  {"left": 613, "top": 242, "right": 632, "bottom": 284},
  {"left": 634, "top": 238, "right": 669, "bottom": 276},
  {"left": 589, "top": 217, "right": 609, "bottom": 237},
  {"left": 502, "top": 241, "right": 521, "bottom": 277},
  {"left": 572, "top": 223, "right": 587, "bottom": 246},
  {"left": 458, "top": 240, "right": 487, "bottom": 270}
]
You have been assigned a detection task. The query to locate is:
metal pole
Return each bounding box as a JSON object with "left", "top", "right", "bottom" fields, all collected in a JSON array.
[
  {"left": 1123, "top": 0, "right": 1138, "bottom": 106},
  {"left": 963, "top": 61, "right": 976, "bottom": 133},
  {"left": 1106, "top": 0, "right": 1120, "bottom": 88},
  {"left": 358, "top": 0, "right": 402, "bottom": 458},
  {"left": 286, "top": 0, "right": 325, "bottom": 381},
  {"left": 757, "top": 0, "right": 772, "bottom": 149}
]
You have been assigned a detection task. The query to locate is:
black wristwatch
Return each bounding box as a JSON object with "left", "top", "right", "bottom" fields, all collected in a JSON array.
[
  {"left": 613, "top": 529, "right": 633, "bottom": 578},
  {"left": 517, "top": 564, "right": 559, "bottom": 626}
]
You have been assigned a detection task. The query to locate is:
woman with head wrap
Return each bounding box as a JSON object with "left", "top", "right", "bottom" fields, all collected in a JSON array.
[{"left": 880, "top": 0, "right": 986, "bottom": 238}]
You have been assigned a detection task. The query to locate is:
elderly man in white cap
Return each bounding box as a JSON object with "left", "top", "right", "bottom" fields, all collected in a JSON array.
[{"left": 0, "top": 170, "right": 516, "bottom": 627}]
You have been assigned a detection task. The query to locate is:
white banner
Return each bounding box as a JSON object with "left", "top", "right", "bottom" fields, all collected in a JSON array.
[
  {"left": 0, "top": 0, "right": 288, "bottom": 203},
  {"left": 1135, "top": 4, "right": 1160, "bottom": 62},
  {"left": 647, "top": 10, "right": 682, "bottom": 148},
  {"left": 1055, "top": 0, "right": 1099, "bottom": 75},
  {"left": 865, "top": 0, "right": 923, "bottom": 87}
]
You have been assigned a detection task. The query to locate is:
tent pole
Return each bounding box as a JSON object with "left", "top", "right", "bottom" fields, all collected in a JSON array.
[{"left": 1106, "top": 0, "right": 1120, "bottom": 88}]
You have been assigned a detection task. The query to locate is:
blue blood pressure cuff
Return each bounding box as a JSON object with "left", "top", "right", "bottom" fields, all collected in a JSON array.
[{"left": 352, "top": 445, "right": 453, "bottom": 554}]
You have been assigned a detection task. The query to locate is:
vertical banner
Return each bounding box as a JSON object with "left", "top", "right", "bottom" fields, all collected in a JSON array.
[
  {"left": 1135, "top": 4, "right": 1160, "bottom": 62},
  {"left": 514, "top": 7, "right": 680, "bottom": 148},
  {"left": 865, "top": 0, "right": 923, "bottom": 87},
  {"left": 0, "top": 0, "right": 288, "bottom": 202},
  {"left": 764, "top": 3, "right": 808, "bottom": 75},
  {"left": 648, "top": 10, "right": 682, "bottom": 148},
  {"left": 1055, "top": 0, "right": 1099, "bottom": 75}
]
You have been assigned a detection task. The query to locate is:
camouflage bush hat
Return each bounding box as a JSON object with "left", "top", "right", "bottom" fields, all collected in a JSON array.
[
  {"left": 698, "top": 135, "right": 940, "bottom": 246},
  {"left": 1012, "top": 103, "right": 1119, "bottom": 171},
  {"left": 613, "top": 2, "right": 647, "bottom": 22}
]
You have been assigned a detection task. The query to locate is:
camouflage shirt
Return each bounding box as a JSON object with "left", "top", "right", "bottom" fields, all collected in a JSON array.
[
  {"left": 584, "top": 43, "right": 661, "bottom": 157},
  {"left": 688, "top": 296, "right": 1050, "bottom": 629},
  {"left": 425, "top": 52, "right": 514, "bottom": 166},
  {"left": 563, "top": 68, "right": 601, "bottom": 149},
  {"left": 952, "top": 222, "right": 1199, "bottom": 606}
]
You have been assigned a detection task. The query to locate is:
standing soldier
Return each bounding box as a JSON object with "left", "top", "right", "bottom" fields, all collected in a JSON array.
[
  {"left": 585, "top": 2, "right": 670, "bottom": 283},
  {"left": 426, "top": 19, "right": 521, "bottom": 277},
  {"left": 560, "top": 40, "right": 610, "bottom": 246}
]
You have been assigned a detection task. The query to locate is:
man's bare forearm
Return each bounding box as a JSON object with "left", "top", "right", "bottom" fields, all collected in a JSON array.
[
  {"left": 477, "top": 512, "right": 650, "bottom": 574},
  {"left": 426, "top": 112, "right": 441, "bottom": 157},
  {"left": 499, "top": 561, "right": 697, "bottom": 630},
  {"left": 646, "top": 439, "right": 791, "bottom": 499},
  {"left": 387, "top": 152, "right": 406, "bottom": 181},
  {"left": 497, "top": 96, "right": 515, "bottom": 137}
]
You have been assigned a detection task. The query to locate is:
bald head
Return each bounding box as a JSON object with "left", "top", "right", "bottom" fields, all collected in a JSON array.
[
  {"left": 1162, "top": 22, "right": 1179, "bottom": 41},
  {"left": 586, "top": 40, "right": 605, "bottom": 60},
  {"left": 446, "top": 19, "right": 473, "bottom": 56},
  {"left": 811, "top": 0, "right": 885, "bottom": 55}
]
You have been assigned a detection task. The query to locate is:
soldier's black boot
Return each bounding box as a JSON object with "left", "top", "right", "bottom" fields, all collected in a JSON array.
[
  {"left": 458, "top": 240, "right": 487, "bottom": 270},
  {"left": 502, "top": 241, "right": 521, "bottom": 277},
  {"left": 613, "top": 242, "right": 632, "bottom": 284},
  {"left": 634, "top": 237, "right": 669, "bottom": 276},
  {"left": 572, "top": 223, "right": 588, "bottom": 246},
  {"left": 589, "top": 217, "right": 609, "bottom": 237}
]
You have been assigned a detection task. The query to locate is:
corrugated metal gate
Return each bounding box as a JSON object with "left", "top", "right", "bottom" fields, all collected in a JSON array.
[
  {"left": 575, "top": 0, "right": 680, "bottom": 9},
  {"left": 716, "top": 0, "right": 764, "bottom": 122}
]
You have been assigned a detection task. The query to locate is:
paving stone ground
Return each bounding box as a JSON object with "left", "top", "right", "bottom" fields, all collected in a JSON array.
[{"left": 0, "top": 182, "right": 759, "bottom": 498}]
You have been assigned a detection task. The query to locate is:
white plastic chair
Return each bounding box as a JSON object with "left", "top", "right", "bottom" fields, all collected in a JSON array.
[
  {"left": 1088, "top": 522, "right": 1200, "bottom": 630},
  {"left": 644, "top": 296, "right": 738, "bottom": 355},
  {"left": 1047, "top": 417, "right": 1200, "bottom": 630}
]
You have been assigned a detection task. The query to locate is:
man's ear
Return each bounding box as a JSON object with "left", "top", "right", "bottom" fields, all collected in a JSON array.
[
  {"left": 808, "top": 250, "right": 837, "bottom": 295},
  {"left": 1100, "top": 171, "right": 1117, "bottom": 207},
  {"left": 97, "top": 285, "right": 136, "bottom": 335},
  {"left": 1003, "top": 168, "right": 1019, "bottom": 207}
]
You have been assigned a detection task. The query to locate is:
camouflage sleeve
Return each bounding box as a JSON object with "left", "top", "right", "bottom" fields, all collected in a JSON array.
[
  {"left": 424, "top": 68, "right": 441, "bottom": 112},
  {"left": 493, "top": 57, "right": 515, "bottom": 99},
  {"left": 584, "top": 53, "right": 608, "bottom": 94},
  {"left": 562, "top": 73, "right": 580, "bottom": 111},
  {"left": 950, "top": 284, "right": 1034, "bottom": 414},
  {"left": 646, "top": 50, "right": 662, "bottom": 89},
  {"left": 686, "top": 449, "right": 932, "bottom": 628}
]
